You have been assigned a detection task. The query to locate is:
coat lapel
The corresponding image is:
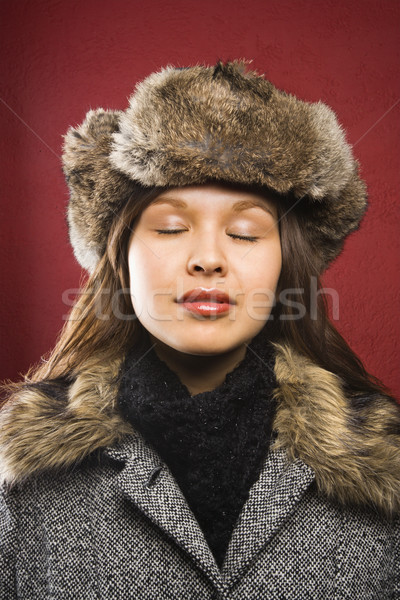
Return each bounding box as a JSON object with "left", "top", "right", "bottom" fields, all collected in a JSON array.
[
  {"left": 103, "top": 434, "right": 224, "bottom": 589},
  {"left": 221, "top": 447, "right": 315, "bottom": 587},
  {"left": 104, "top": 437, "right": 315, "bottom": 590}
]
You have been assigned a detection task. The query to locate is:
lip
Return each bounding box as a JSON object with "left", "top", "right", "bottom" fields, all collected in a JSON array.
[
  {"left": 178, "top": 287, "right": 234, "bottom": 305},
  {"left": 177, "top": 287, "right": 234, "bottom": 317}
]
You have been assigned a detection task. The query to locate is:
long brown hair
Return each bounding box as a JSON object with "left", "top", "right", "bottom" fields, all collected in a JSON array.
[{"left": 1, "top": 183, "right": 394, "bottom": 403}]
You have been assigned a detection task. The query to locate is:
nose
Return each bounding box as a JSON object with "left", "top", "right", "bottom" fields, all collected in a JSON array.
[{"left": 187, "top": 234, "right": 228, "bottom": 277}]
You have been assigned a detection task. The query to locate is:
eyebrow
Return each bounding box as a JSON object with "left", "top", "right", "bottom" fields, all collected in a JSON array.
[{"left": 151, "top": 197, "right": 276, "bottom": 217}]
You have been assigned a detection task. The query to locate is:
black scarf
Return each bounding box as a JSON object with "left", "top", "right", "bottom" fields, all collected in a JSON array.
[{"left": 117, "top": 330, "right": 277, "bottom": 567}]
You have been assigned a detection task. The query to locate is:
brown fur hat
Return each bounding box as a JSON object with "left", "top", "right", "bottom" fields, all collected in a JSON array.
[{"left": 62, "top": 60, "right": 367, "bottom": 274}]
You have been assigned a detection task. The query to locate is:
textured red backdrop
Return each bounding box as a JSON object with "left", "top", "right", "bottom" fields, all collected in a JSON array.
[{"left": 1, "top": 0, "right": 399, "bottom": 397}]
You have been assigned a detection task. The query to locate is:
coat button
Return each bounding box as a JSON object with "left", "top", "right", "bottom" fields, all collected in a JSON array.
[{"left": 145, "top": 465, "right": 162, "bottom": 488}]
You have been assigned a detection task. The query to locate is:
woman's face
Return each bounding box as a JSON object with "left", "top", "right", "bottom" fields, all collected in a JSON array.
[{"left": 127, "top": 184, "right": 282, "bottom": 357}]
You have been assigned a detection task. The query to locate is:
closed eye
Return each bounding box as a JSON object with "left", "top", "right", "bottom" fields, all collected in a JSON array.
[
  {"left": 155, "top": 230, "right": 258, "bottom": 242},
  {"left": 156, "top": 229, "right": 187, "bottom": 235},
  {"left": 228, "top": 233, "right": 258, "bottom": 242}
]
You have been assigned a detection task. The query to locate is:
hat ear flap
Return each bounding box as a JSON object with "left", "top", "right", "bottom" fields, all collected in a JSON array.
[{"left": 62, "top": 109, "right": 135, "bottom": 273}]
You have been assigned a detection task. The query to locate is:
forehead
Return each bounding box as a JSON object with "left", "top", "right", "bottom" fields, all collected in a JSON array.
[{"left": 148, "top": 184, "right": 278, "bottom": 217}]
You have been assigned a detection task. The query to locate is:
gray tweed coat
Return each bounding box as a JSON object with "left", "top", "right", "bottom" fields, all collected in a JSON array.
[{"left": 1, "top": 341, "right": 400, "bottom": 599}]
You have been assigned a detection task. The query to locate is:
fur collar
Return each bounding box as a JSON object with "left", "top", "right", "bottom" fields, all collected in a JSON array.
[{"left": 1, "top": 342, "right": 399, "bottom": 516}]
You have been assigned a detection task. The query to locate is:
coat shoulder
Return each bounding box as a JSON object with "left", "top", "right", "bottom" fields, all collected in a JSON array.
[
  {"left": 272, "top": 342, "right": 400, "bottom": 517},
  {"left": 0, "top": 357, "right": 132, "bottom": 487}
]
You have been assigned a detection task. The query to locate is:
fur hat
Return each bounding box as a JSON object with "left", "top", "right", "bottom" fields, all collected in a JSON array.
[{"left": 62, "top": 60, "right": 367, "bottom": 274}]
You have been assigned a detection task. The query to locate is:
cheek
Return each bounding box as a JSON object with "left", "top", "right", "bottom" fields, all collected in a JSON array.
[
  {"left": 242, "top": 244, "right": 282, "bottom": 292},
  {"left": 240, "top": 246, "right": 282, "bottom": 321},
  {"left": 267, "top": 249, "right": 282, "bottom": 289},
  {"left": 127, "top": 244, "right": 158, "bottom": 306},
  {"left": 128, "top": 241, "right": 180, "bottom": 314}
]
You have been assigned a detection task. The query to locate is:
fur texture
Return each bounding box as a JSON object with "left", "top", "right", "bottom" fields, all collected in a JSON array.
[
  {"left": 62, "top": 60, "right": 367, "bottom": 273},
  {"left": 63, "top": 109, "right": 138, "bottom": 272},
  {"left": 0, "top": 343, "right": 399, "bottom": 516}
]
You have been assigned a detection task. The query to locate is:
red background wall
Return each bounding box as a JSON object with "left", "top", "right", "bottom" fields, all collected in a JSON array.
[{"left": 1, "top": 0, "right": 399, "bottom": 397}]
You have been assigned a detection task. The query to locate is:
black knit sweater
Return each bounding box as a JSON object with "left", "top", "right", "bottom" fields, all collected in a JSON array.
[{"left": 117, "top": 331, "right": 277, "bottom": 567}]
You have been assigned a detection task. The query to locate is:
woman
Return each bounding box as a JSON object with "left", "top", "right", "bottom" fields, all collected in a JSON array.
[{"left": 1, "top": 61, "right": 399, "bottom": 599}]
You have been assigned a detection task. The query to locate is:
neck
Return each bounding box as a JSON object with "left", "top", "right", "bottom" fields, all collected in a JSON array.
[{"left": 149, "top": 336, "right": 247, "bottom": 396}]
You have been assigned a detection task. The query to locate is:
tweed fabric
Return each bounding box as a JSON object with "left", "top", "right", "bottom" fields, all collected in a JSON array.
[
  {"left": 1, "top": 434, "right": 398, "bottom": 599},
  {"left": 117, "top": 332, "right": 277, "bottom": 567},
  {"left": 62, "top": 60, "right": 367, "bottom": 273}
]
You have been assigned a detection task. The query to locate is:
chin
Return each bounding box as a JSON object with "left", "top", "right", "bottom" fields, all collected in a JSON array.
[
  {"left": 169, "top": 336, "right": 246, "bottom": 357},
  {"left": 148, "top": 324, "right": 257, "bottom": 358},
  {"left": 179, "top": 346, "right": 231, "bottom": 357}
]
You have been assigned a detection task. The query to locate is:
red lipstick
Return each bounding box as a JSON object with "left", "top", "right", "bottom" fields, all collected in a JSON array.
[{"left": 177, "top": 287, "right": 234, "bottom": 317}]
